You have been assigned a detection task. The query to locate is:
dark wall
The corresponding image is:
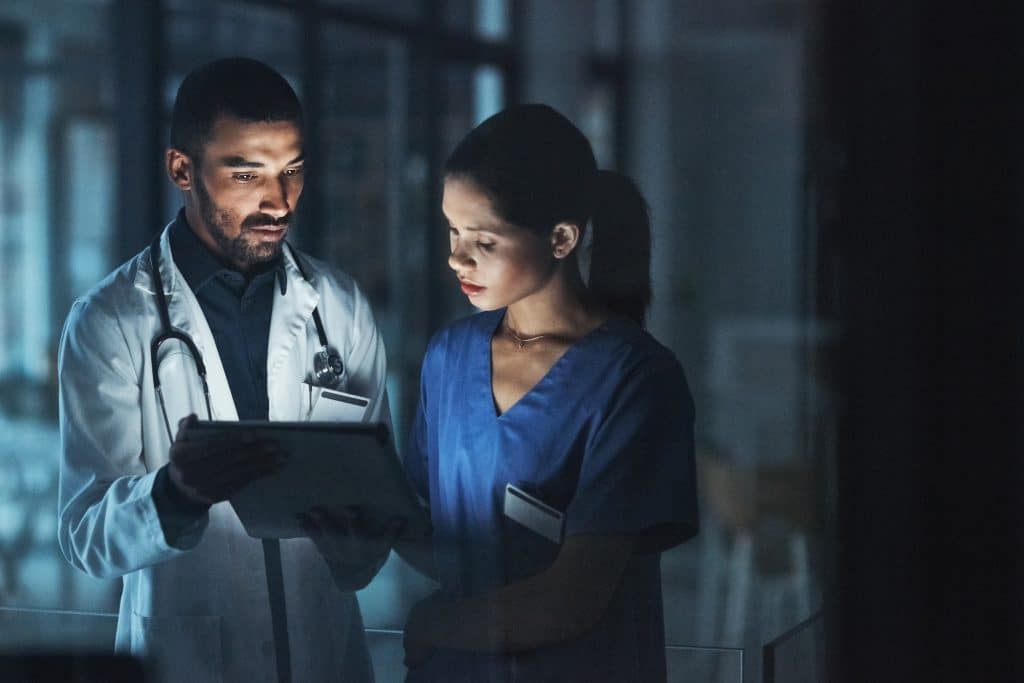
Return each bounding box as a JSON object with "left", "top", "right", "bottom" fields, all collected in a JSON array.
[{"left": 824, "top": 3, "right": 1024, "bottom": 680}]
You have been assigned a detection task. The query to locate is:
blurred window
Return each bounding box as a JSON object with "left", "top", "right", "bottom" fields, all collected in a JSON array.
[
  {"left": 322, "top": 0, "right": 423, "bottom": 21},
  {"left": 0, "top": 0, "right": 120, "bottom": 645},
  {"left": 442, "top": 0, "right": 510, "bottom": 40},
  {"left": 592, "top": 0, "right": 621, "bottom": 56}
]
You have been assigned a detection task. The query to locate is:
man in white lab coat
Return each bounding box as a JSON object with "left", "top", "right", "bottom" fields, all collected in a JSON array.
[{"left": 57, "top": 58, "right": 389, "bottom": 682}]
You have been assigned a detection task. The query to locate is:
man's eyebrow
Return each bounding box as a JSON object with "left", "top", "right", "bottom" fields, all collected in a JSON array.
[
  {"left": 218, "top": 155, "right": 263, "bottom": 168},
  {"left": 217, "top": 154, "right": 305, "bottom": 168}
]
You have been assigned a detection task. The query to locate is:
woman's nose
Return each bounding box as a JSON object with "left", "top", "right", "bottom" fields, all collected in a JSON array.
[{"left": 448, "top": 246, "right": 474, "bottom": 272}]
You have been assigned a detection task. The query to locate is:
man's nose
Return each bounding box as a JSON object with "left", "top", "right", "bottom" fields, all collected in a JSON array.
[{"left": 260, "top": 178, "right": 291, "bottom": 217}]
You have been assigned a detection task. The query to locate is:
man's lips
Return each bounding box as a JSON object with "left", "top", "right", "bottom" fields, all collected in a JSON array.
[{"left": 247, "top": 224, "right": 288, "bottom": 240}]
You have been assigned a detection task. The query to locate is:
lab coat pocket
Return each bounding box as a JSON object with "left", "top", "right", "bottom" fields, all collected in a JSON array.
[
  {"left": 130, "top": 612, "right": 223, "bottom": 683},
  {"left": 304, "top": 383, "right": 370, "bottom": 422}
]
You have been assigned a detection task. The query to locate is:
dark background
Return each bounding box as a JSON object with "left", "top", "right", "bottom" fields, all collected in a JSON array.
[{"left": 0, "top": 1, "right": 1019, "bottom": 681}]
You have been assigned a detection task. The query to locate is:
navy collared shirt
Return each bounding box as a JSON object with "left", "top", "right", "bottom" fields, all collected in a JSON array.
[
  {"left": 153, "top": 210, "right": 288, "bottom": 540},
  {"left": 168, "top": 209, "right": 287, "bottom": 421}
]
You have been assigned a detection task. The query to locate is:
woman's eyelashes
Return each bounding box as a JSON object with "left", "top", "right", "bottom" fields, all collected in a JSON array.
[{"left": 449, "top": 226, "right": 496, "bottom": 252}]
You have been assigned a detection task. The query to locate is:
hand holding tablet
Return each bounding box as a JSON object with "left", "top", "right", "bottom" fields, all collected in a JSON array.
[{"left": 181, "top": 420, "right": 431, "bottom": 540}]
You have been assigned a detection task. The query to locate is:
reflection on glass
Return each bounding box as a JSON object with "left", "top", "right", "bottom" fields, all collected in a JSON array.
[
  {"left": 648, "top": 13, "right": 827, "bottom": 680},
  {"left": 317, "top": 24, "right": 440, "bottom": 641}
]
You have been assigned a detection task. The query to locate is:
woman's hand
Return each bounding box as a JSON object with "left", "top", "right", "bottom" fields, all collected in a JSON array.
[
  {"left": 403, "top": 591, "right": 448, "bottom": 668},
  {"left": 297, "top": 506, "right": 403, "bottom": 592}
]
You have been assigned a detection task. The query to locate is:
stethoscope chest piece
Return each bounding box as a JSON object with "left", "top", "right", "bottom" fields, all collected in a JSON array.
[{"left": 312, "top": 347, "right": 345, "bottom": 389}]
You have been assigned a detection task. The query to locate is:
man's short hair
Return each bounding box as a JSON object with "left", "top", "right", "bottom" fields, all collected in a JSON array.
[{"left": 170, "top": 57, "right": 302, "bottom": 163}]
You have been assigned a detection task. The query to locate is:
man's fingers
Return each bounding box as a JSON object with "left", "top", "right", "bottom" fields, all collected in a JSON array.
[
  {"left": 174, "top": 413, "right": 199, "bottom": 441},
  {"left": 172, "top": 435, "right": 276, "bottom": 464}
]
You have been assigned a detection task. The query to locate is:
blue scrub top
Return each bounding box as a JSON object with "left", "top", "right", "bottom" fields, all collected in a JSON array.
[{"left": 403, "top": 309, "right": 697, "bottom": 683}]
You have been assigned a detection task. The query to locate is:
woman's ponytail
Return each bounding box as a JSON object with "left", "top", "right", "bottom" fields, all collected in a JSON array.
[{"left": 588, "top": 170, "right": 652, "bottom": 327}]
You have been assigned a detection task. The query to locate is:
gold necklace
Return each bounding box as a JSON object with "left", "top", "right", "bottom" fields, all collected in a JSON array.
[{"left": 503, "top": 318, "right": 547, "bottom": 350}]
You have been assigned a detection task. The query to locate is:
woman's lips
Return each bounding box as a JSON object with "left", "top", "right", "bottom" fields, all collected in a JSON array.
[{"left": 460, "top": 281, "right": 485, "bottom": 297}]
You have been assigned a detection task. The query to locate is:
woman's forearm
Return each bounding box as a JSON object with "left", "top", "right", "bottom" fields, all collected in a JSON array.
[
  {"left": 411, "top": 535, "right": 635, "bottom": 654},
  {"left": 426, "top": 577, "right": 590, "bottom": 653}
]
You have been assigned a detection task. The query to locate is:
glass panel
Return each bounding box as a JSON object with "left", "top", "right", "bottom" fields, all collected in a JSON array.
[
  {"left": 322, "top": 0, "right": 422, "bottom": 21},
  {"left": 0, "top": 606, "right": 117, "bottom": 651},
  {"left": 0, "top": 0, "right": 120, "bottom": 617},
  {"left": 443, "top": 0, "right": 510, "bottom": 40},
  {"left": 364, "top": 627, "right": 409, "bottom": 683},
  {"left": 632, "top": 5, "right": 827, "bottom": 680},
  {"left": 314, "top": 22, "right": 431, "bottom": 454},
  {"left": 665, "top": 645, "right": 744, "bottom": 683},
  {"left": 763, "top": 613, "right": 824, "bottom": 683}
]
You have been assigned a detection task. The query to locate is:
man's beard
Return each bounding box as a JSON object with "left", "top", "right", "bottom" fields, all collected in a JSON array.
[{"left": 194, "top": 175, "right": 290, "bottom": 270}]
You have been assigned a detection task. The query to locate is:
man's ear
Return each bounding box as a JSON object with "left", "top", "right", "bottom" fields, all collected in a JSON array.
[
  {"left": 166, "top": 149, "right": 195, "bottom": 191},
  {"left": 550, "top": 222, "right": 581, "bottom": 260}
]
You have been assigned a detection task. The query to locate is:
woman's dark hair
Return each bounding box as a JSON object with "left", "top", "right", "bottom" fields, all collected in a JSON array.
[
  {"left": 444, "top": 103, "right": 652, "bottom": 325},
  {"left": 170, "top": 57, "right": 303, "bottom": 164}
]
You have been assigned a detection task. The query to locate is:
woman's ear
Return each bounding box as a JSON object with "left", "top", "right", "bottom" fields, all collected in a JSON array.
[
  {"left": 166, "top": 149, "right": 195, "bottom": 191},
  {"left": 550, "top": 222, "right": 581, "bottom": 260}
]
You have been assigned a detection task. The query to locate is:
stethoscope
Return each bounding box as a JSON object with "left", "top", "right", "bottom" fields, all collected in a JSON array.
[{"left": 148, "top": 233, "right": 345, "bottom": 440}]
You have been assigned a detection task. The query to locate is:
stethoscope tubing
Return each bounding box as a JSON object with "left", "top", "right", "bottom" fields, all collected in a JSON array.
[{"left": 147, "top": 232, "right": 338, "bottom": 439}]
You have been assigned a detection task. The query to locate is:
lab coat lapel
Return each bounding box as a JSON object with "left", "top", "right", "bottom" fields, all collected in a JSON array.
[
  {"left": 266, "top": 245, "right": 319, "bottom": 420},
  {"left": 138, "top": 225, "right": 240, "bottom": 421}
]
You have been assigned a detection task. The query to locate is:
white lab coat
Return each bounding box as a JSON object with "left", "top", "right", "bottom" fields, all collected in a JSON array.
[{"left": 57, "top": 223, "right": 389, "bottom": 682}]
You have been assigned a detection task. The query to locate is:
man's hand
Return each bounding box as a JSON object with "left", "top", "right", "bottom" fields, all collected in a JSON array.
[
  {"left": 167, "top": 414, "right": 287, "bottom": 506},
  {"left": 297, "top": 506, "right": 403, "bottom": 591}
]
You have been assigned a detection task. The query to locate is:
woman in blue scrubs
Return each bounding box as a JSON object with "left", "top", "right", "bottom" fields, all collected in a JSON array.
[{"left": 392, "top": 104, "right": 698, "bottom": 682}]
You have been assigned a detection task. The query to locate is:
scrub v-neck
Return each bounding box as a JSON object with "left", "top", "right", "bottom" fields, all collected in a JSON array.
[{"left": 483, "top": 308, "right": 612, "bottom": 420}]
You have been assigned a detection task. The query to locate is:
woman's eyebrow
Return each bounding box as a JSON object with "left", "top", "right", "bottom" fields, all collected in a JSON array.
[{"left": 448, "top": 222, "right": 504, "bottom": 234}]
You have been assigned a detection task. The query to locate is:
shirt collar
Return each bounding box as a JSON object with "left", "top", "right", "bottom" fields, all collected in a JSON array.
[{"left": 168, "top": 209, "right": 288, "bottom": 296}]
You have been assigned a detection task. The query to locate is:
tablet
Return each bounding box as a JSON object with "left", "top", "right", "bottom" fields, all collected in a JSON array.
[{"left": 181, "top": 420, "right": 431, "bottom": 540}]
